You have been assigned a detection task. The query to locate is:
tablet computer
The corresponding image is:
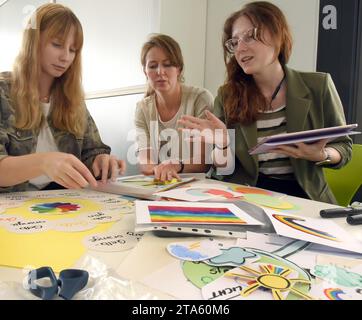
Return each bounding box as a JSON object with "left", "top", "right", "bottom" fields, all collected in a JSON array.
[{"left": 249, "top": 124, "right": 359, "bottom": 155}]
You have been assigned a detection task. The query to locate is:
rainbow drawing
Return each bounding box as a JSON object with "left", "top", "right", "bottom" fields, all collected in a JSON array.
[
  {"left": 31, "top": 202, "right": 81, "bottom": 215},
  {"left": 147, "top": 205, "right": 246, "bottom": 224},
  {"left": 324, "top": 288, "right": 345, "bottom": 300},
  {"left": 273, "top": 214, "right": 339, "bottom": 242}
]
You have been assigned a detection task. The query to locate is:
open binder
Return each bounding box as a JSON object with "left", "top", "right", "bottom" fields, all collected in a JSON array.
[{"left": 249, "top": 124, "right": 360, "bottom": 155}]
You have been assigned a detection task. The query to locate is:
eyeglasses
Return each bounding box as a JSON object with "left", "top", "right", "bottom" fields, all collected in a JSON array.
[{"left": 224, "top": 28, "right": 258, "bottom": 53}]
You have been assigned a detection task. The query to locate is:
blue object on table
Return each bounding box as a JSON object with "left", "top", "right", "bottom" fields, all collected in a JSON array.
[
  {"left": 28, "top": 266, "right": 59, "bottom": 300},
  {"left": 58, "top": 269, "right": 89, "bottom": 300},
  {"left": 27, "top": 267, "right": 89, "bottom": 300}
]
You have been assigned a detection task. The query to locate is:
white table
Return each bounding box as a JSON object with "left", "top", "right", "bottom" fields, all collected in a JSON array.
[{"left": 0, "top": 179, "right": 361, "bottom": 299}]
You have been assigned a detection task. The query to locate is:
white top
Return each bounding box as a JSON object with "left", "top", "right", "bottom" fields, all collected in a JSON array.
[
  {"left": 29, "top": 102, "right": 59, "bottom": 189},
  {"left": 135, "top": 84, "right": 214, "bottom": 163}
]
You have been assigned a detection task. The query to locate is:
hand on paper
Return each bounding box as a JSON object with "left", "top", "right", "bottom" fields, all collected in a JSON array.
[
  {"left": 92, "top": 154, "right": 126, "bottom": 183},
  {"left": 178, "top": 110, "right": 229, "bottom": 148},
  {"left": 153, "top": 159, "right": 181, "bottom": 182},
  {"left": 270, "top": 139, "right": 329, "bottom": 162},
  {"left": 42, "top": 152, "right": 98, "bottom": 189}
]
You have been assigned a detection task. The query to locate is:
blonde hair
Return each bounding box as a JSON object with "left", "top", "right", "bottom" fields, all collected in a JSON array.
[
  {"left": 141, "top": 33, "right": 184, "bottom": 97},
  {"left": 11, "top": 3, "right": 85, "bottom": 137}
]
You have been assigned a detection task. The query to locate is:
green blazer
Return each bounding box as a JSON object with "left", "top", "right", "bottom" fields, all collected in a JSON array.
[{"left": 213, "top": 67, "right": 353, "bottom": 204}]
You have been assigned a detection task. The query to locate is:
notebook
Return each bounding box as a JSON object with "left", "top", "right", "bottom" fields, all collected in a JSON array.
[{"left": 249, "top": 124, "right": 360, "bottom": 155}]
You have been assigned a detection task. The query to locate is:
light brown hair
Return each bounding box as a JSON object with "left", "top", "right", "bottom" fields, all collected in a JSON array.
[
  {"left": 222, "top": 1, "right": 293, "bottom": 125},
  {"left": 11, "top": 3, "right": 85, "bottom": 137},
  {"left": 141, "top": 33, "right": 184, "bottom": 97}
]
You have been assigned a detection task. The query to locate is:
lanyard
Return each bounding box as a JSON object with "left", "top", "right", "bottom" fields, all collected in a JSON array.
[{"left": 270, "top": 75, "right": 286, "bottom": 103}]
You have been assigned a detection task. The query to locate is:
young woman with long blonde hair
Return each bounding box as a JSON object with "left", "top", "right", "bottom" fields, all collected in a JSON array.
[{"left": 0, "top": 3, "right": 125, "bottom": 192}]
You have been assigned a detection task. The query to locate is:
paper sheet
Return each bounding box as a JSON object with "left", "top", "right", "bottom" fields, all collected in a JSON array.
[
  {"left": 264, "top": 208, "right": 362, "bottom": 254},
  {"left": 0, "top": 193, "right": 120, "bottom": 272}
]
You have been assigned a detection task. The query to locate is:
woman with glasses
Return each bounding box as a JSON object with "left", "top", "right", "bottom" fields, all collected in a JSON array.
[
  {"left": 0, "top": 3, "right": 126, "bottom": 192},
  {"left": 135, "top": 34, "right": 214, "bottom": 182},
  {"left": 179, "top": 1, "right": 352, "bottom": 203}
]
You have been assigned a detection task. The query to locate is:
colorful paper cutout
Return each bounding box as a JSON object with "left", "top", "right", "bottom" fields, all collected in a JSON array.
[
  {"left": 201, "top": 239, "right": 313, "bottom": 300},
  {"left": 309, "top": 283, "right": 362, "bottom": 300},
  {"left": 30, "top": 202, "right": 81, "bottom": 215},
  {"left": 225, "top": 263, "right": 314, "bottom": 300},
  {"left": 229, "top": 185, "right": 274, "bottom": 196},
  {"left": 206, "top": 247, "right": 260, "bottom": 267},
  {"left": 167, "top": 240, "right": 222, "bottom": 262},
  {"left": 243, "top": 194, "right": 295, "bottom": 210},
  {"left": 155, "top": 186, "right": 243, "bottom": 202},
  {"left": 324, "top": 288, "right": 346, "bottom": 300},
  {"left": 311, "top": 264, "right": 362, "bottom": 288}
]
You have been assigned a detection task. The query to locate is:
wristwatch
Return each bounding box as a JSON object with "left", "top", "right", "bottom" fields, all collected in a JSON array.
[{"left": 315, "top": 149, "right": 332, "bottom": 166}]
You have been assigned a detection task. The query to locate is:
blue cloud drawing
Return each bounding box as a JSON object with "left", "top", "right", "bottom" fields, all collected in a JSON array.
[
  {"left": 209, "top": 248, "right": 257, "bottom": 266},
  {"left": 170, "top": 245, "right": 208, "bottom": 261}
]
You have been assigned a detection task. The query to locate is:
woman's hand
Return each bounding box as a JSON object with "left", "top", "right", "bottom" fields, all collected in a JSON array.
[
  {"left": 153, "top": 159, "right": 181, "bottom": 182},
  {"left": 92, "top": 154, "right": 126, "bottom": 183},
  {"left": 270, "top": 139, "right": 329, "bottom": 162},
  {"left": 42, "top": 152, "right": 98, "bottom": 189},
  {"left": 178, "top": 110, "right": 229, "bottom": 147},
  {"left": 140, "top": 163, "right": 156, "bottom": 176}
]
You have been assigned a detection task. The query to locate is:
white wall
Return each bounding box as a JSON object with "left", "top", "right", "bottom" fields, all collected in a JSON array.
[
  {"left": 205, "top": 0, "right": 320, "bottom": 96},
  {"left": 59, "top": 0, "right": 160, "bottom": 93},
  {"left": 159, "top": 0, "right": 207, "bottom": 88},
  {"left": 0, "top": 0, "right": 48, "bottom": 72}
]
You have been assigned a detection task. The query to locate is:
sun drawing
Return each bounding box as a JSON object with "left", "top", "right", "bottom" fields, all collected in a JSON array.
[{"left": 225, "top": 263, "right": 314, "bottom": 300}]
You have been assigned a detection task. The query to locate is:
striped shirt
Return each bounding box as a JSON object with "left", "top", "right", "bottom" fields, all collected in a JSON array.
[{"left": 257, "top": 105, "right": 295, "bottom": 180}]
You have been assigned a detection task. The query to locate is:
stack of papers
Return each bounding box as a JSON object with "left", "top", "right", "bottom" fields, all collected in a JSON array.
[{"left": 91, "top": 173, "right": 203, "bottom": 200}]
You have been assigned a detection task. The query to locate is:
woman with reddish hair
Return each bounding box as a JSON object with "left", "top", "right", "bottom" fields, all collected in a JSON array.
[{"left": 179, "top": 1, "right": 352, "bottom": 203}]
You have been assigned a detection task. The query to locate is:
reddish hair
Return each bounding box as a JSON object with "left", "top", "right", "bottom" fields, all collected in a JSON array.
[{"left": 221, "top": 1, "right": 293, "bottom": 125}]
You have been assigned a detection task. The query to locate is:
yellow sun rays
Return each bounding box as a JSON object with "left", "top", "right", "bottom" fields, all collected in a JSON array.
[{"left": 226, "top": 264, "right": 314, "bottom": 300}]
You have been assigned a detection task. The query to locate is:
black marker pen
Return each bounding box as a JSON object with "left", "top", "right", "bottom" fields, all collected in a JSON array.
[
  {"left": 346, "top": 214, "right": 362, "bottom": 225},
  {"left": 320, "top": 207, "right": 362, "bottom": 218}
]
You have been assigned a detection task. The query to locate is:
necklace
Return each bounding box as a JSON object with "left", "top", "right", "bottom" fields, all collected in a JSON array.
[
  {"left": 40, "top": 95, "right": 50, "bottom": 103},
  {"left": 270, "top": 75, "right": 286, "bottom": 107}
]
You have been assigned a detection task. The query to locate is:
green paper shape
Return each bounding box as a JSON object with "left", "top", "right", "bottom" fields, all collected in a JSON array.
[
  {"left": 313, "top": 264, "right": 362, "bottom": 288},
  {"left": 182, "top": 261, "right": 233, "bottom": 289},
  {"left": 244, "top": 194, "right": 293, "bottom": 209}
]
